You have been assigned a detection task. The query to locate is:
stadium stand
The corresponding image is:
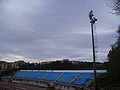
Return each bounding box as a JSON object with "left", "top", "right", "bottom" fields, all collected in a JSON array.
[{"left": 12, "top": 70, "right": 95, "bottom": 90}]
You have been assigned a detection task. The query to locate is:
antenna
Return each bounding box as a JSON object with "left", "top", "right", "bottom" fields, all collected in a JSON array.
[{"left": 89, "top": 10, "right": 98, "bottom": 90}]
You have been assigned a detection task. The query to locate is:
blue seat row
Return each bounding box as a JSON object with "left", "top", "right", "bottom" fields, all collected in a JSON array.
[
  {"left": 14, "top": 71, "right": 27, "bottom": 78},
  {"left": 24, "top": 72, "right": 48, "bottom": 80},
  {"left": 44, "top": 72, "right": 62, "bottom": 81},
  {"left": 72, "top": 73, "right": 94, "bottom": 86},
  {"left": 57, "top": 72, "right": 79, "bottom": 83}
]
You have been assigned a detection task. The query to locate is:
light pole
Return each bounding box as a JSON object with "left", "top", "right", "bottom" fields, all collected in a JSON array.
[{"left": 89, "top": 10, "right": 97, "bottom": 90}]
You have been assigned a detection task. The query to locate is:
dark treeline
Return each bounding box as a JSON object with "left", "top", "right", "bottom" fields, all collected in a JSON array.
[
  {"left": 107, "top": 0, "right": 120, "bottom": 84},
  {"left": 19, "top": 59, "right": 107, "bottom": 70}
]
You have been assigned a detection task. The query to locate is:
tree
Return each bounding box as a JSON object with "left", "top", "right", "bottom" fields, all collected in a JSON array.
[
  {"left": 107, "top": 0, "right": 120, "bottom": 83},
  {"left": 111, "top": 0, "right": 120, "bottom": 15},
  {"left": 108, "top": 26, "right": 120, "bottom": 83}
]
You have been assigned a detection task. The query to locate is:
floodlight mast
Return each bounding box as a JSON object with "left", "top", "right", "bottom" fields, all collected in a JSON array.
[{"left": 89, "top": 10, "right": 97, "bottom": 90}]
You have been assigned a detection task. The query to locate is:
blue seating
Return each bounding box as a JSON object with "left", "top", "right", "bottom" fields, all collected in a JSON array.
[
  {"left": 44, "top": 72, "right": 62, "bottom": 81},
  {"left": 57, "top": 72, "right": 79, "bottom": 83},
  {"left": 24, "top": 72, "right": 48, "bottom": 80},
  {"left": 24, "top": 72, "right": 37, "bottom": 79},
  {"left": 72, "top": 73, "right": 94, "bottom": 86},
  {"left": 13, "top": 71, "right": 94, "bottom": 87},
  {"left": 14, "top": 71, "right": 27, "bottom": 78}
]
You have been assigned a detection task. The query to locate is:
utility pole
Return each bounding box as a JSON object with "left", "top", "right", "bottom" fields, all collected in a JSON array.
[{"left": 89, "top": 10, "right": 97, "bottom": 90}]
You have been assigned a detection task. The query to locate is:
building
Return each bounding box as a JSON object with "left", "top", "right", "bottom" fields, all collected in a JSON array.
[
  {"left": 0, "top": 61, "right": 20, "bottom": 70},
  {"left": 0, "top": 61, "right": 8, "bottom": 70}
]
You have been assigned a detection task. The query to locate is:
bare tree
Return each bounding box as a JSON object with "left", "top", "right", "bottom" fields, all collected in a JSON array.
[{"left": 111, "top": 0, "right": 120, "bottom": 15}]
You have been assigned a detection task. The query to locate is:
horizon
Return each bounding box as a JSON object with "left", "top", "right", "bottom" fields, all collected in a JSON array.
[{"left": 0, "top": 58, "right": 108, "bottom": 63}]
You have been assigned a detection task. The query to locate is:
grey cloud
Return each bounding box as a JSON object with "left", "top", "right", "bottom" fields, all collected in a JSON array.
[{"left": 0, "top": 0, "right": 120, "bottom": 62}]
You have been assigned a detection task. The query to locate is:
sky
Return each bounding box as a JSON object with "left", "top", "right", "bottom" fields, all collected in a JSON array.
[{"left": 0, "top": 0, "right": 120, "bottom": 63}]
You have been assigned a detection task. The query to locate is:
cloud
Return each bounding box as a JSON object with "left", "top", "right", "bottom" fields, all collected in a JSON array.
[{"left": 0, "top": 0, "right": 120, "bottom": 62}]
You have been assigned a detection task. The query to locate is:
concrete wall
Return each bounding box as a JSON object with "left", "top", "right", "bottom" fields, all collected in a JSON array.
[{"left": 12, "top": 79, "right": 83, "bottom": 90}]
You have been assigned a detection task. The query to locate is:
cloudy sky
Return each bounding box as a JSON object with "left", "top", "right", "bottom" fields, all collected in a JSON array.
[{"left": 0, "top": 0, "right": 120, "bottom": 62}]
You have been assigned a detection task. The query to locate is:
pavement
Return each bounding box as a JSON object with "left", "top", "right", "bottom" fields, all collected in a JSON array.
[{"left": 0, "top": 82, "right": 48, "bottom": 90}]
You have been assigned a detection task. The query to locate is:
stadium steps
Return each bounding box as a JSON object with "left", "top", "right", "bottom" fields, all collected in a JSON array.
[
  {"left": 70, "top": 72, "right": 82, "bottom": 84},
  {"left": 85, "top": 79, "right": 94, "bottom": 88},
  {"left": 42, "top": 72, "right": 51, "bottom": 80},
  {"left": 12, "top": 71, "right": 19, "bottom": 77},
  {"left": 84, "top": 73, "right": 94, "bottom": 86},
  {"left": 44, "top": 72, "right": 62, "bottom": 81},
  {"left": 57, "top": 72, "right": 79, "bottom": 84},
  {"left": 55, "top": 72, "right": 65, "bottom": 81},
  {"left": 14, "top": 71, "right": 27, "bottom": 78},
  {"left": 22, "top": 71, "right": 30, "bottom": 78},
  {"left": 72, "top": 73, "right": 94, "bottom": 86}
]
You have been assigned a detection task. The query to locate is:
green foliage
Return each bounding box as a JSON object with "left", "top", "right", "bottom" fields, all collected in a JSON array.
[
  {"left": 19, "top": 60, "right": 107, "bottom": 70},
  {"left": 108, "top": 26, "right": 120, "bottom": 83},
  {"left": 107, "top": 0, "right": 120, "bottom": 83}
]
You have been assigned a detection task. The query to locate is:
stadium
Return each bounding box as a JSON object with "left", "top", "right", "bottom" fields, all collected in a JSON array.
[{"left": 11, "top": 70, "right": 104, "bottom": 90}]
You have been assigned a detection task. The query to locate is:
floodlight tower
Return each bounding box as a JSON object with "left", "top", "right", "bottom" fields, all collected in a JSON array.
[{"left": 89, "top": 10, "right": 97, "bottom": 90}]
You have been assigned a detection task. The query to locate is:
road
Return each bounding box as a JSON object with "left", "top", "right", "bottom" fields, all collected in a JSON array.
[{"left": 0, "top": 82, "right": 48, "bottom": 90}]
